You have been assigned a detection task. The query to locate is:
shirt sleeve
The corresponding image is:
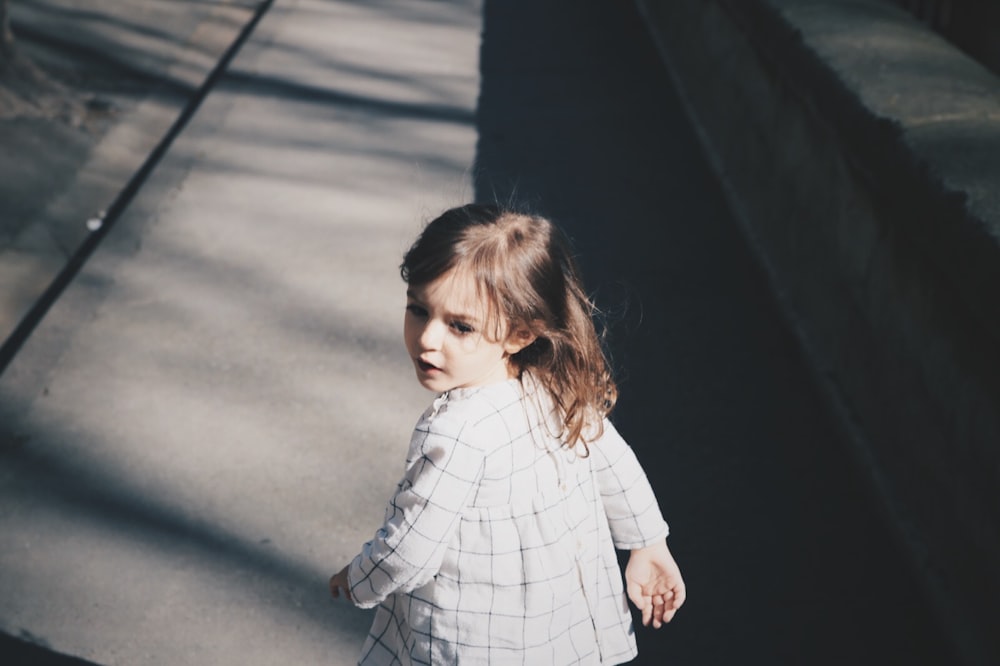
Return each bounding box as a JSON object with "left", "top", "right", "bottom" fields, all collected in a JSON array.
[
  {"left": 590, "top": 419, "right": 669, "bottom": 550},
  {"left": 347, "top": 410, "right": 486, "bottom": 608}
]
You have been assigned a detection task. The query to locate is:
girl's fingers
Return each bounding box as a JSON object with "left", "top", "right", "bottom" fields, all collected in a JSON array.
[
  {"left": 329, "top": 573, "right": 352, "bottom": 601},
  {"left": 641, "top": 600, "right": 653, "bottom": 627},
  {"left": 652, "top": 596, "right": 664, "bottom": 628},
  {"left": 329, "top": 565, "right": 354, "bottom": 602},
  {"left": 646, "top": 588, "right": 685, "bottom": 628}
]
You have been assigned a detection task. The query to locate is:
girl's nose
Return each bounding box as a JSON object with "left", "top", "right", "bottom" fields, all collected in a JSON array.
[{"left": 418, "top": 319, "right": 445, "bottom": 350}]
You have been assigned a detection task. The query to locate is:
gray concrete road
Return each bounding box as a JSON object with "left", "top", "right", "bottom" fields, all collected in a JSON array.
[
  {"left": 0, "top": 0, "right": 960, "bottom": 664},
  {"left": 1, "top": 0, "right": 480, "bottom": 663}
]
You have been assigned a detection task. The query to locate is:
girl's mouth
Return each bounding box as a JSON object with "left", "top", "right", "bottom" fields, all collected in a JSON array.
[{"left": 417, "top": 359, "right": 441, "bottom": 373}]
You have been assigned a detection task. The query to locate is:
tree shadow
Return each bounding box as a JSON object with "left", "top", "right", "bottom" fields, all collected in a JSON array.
[
  {"left": 222, "top": 69, "right": 474, "bottom": 125},
  {"left": 8, "top": 0, "right": 254, "bottom": 99},
  {"left": 0, "top": 2, "right": 480, "bottom": 663}
]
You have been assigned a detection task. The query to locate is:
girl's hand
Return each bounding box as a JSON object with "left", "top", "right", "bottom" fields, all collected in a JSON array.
[
  {"left": 329, "top": 565, "right": 353, "bottom": 602},
  {"left": 625, "top": 540, "right": 685, "bottom": 628}
]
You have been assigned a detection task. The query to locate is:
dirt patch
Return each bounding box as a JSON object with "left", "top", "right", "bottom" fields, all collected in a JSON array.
[
  {"left": 0, "top": 23, "right": 147, "bottom": 233},
  {"left": 0, "top": 49, "right": 83, "bottom": 123},
  {"left": 0, "top": 38, "right": 127, "bottom": 242},
  {"left": 0, "top": 9, "right": 171, "bottom": 345}
]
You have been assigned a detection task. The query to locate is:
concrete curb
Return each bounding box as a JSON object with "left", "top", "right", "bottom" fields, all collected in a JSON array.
[{"left": 636, "top": 0, "right": 1000, "bottom": 661}]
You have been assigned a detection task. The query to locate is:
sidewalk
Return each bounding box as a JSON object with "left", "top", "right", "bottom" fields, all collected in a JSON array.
[
  {"left": 0, "top": 0, "right": 482, "bottom": 663},
  {"left": 0, "top": 0, "right": 259, "bottom": 358}
]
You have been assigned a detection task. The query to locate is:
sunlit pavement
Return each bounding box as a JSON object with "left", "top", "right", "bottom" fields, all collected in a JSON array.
[{"left": 0, "top": 1, "right": 480, "bottom": 663}]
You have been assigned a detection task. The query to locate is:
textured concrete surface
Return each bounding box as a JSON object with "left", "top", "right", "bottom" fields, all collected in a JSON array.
[
  {"left": 0, "top": 0, "right": 479, "bottom": 663},
  {"left": 1, "top": 0, "right": 258, "bottom": 352},
  {"left": 636, "top": 0, "right": 1000, "bottom": 662}
]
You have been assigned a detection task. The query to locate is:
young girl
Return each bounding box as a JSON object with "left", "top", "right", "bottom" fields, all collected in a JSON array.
[{"left": 329, "top": 204, "right": 685, "bottom": 664}]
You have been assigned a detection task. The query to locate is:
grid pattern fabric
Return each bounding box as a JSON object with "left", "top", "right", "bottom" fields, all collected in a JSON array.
[{"left": 347, "top": 377, "right": 669, "bottom": 665}]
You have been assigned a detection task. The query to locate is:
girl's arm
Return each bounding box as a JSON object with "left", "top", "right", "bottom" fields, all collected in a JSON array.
[
  {"left": 339, "top": 414, "right": 486, "bottom": 608},
  {"left": 590, "top": 419, "right": 669, "bottom": 548},
  {"left": 590, "top": 420, "right": 685, "bottom": 624}
]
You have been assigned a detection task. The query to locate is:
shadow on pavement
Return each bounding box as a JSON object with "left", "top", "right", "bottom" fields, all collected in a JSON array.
[{"left": 0, "top": 631, "right": 100, "bottom": 666}]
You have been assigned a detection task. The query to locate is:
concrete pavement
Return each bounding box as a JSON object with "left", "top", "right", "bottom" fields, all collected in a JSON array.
[
  {"left": 1, "top": 0, "right": 261, "bottom": 354},
  {"left": 1, "top": 0, "right": 480, "bottom": 663}
]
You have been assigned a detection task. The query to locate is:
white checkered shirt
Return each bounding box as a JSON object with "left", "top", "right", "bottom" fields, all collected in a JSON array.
[{"left": 347, "top": 376, "right": 669, "bottom": 665}]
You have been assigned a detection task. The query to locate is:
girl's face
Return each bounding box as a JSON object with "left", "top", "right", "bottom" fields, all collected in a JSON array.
[{"left": 404, "top": 270, "right": 526, "bottom": 393}]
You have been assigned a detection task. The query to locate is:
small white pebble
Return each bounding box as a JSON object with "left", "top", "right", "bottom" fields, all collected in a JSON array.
[{"left": 86, "top": 211, "right": 106, "bottom": 231}]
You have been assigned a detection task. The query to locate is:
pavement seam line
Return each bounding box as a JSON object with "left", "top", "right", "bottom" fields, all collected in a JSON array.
[{"left": 0, "top": 0, "right": 276, "bottom": 376}]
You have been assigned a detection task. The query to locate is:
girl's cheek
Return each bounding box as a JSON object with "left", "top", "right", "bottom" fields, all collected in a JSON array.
[{"left": 459, "top": 334, "right": 486, "bottom": 353}]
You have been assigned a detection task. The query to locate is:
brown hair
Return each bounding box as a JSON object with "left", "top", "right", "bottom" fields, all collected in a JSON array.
[{"left": 400, "top": 203, "right": 617, "bottom": 448}]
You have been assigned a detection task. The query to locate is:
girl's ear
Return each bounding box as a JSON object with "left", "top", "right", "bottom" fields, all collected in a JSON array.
[{"left": 503, "top": 324, "right": 537, "bottom": 355}]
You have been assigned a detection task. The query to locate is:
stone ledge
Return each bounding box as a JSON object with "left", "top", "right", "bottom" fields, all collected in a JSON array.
[{"left": 636, "top": 0, "right": 1000, "bottom": 661}]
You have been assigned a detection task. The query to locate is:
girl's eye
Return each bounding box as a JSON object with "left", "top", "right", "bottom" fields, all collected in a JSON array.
[
  {"left": 406, "top": 303, "right": 427, "bottom": 318},
  {"left": 451, "top": 321, "right": 475, "bottom": 335}
]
